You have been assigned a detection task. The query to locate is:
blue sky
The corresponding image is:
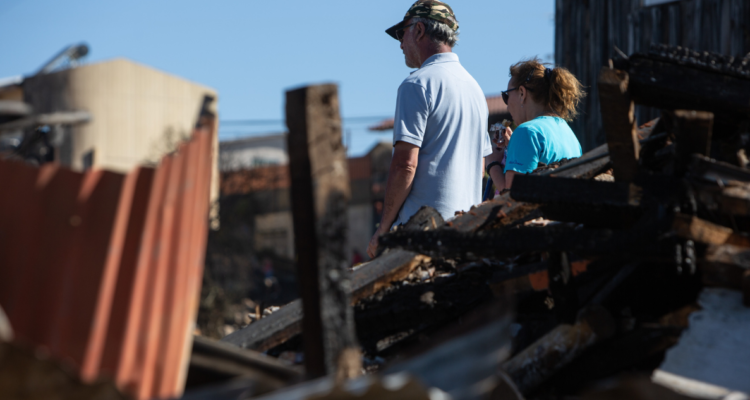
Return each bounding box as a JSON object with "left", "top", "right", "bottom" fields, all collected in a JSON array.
[{"left": 0, "top": 0, "right": 555, "bottom": 157}]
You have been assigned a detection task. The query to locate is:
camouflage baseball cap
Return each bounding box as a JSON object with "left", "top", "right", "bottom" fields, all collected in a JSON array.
[{"left": 385, "top": 0, "right": 459, "bottom": 40}]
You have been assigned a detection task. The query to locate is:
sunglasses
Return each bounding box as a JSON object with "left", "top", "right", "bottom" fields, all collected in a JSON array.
[
  {"left": 396, "top": 23, "right": 416, "bottom": 41},
  {"left": 501, "top": 87, "right": 519, "bottom": 105},
  {"left": 502, "top": 70, "right": 538, "bottom": 104}
]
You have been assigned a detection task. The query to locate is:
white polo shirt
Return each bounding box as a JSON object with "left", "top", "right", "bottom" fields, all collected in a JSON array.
[{"left": 393, "top": 52, "right": 492, "bottom": 225}]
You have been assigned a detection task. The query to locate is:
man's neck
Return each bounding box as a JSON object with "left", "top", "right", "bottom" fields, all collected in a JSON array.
[{"left": 417, "top": 46, "right": 452, "bottom": 67}]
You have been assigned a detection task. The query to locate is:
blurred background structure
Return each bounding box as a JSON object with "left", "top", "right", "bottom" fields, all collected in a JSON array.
[
  {"left": 556, "top": 0, "right": 750, "bottom": 151},
  {"left": 2, "top": 1, "right": 750, "bottom": 399}
]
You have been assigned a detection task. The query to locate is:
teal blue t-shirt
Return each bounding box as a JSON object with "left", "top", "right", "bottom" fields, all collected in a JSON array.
[{"left": 504, "top": 116, "right": 582, "bottom": 174}]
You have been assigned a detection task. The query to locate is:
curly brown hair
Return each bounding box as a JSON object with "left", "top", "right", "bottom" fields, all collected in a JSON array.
[{"left": 509, "top": 57, "right": 586, "bottom": 122}]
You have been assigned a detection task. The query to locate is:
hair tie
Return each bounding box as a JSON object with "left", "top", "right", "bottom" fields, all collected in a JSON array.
[{"left": 544, "top": 68, "right": 552, "bottom": 81}]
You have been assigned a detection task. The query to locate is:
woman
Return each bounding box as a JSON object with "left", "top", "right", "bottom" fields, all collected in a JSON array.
[{"left": 486, "top": 58, "right": 585, "bottom": 190}]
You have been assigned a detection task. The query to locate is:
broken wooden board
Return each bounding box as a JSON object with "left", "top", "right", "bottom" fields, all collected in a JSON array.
[
  {"left": 539, "top": 143, "right": 610, "bottom": 180},
  {"left": 690, "top": 154, "right": 750, "bottom": 185},
  {"left": 446, "top": 192, "right": 538, "bottom": 232},
  {"left": 511, "top": 175, "right": 641, "bottom": 208},
  {"left": 379, "top": 222, "right": 672, "bottom": 261},
  {"left": 697, "top": 182, "right": 750, "bottom": 216},
  {"left": 222, "top": 250, "right": 430, "bottom": 352},
  {"left": 617, "top": 54, "right": 750, "bottom": 121},
  {"left": 350, "top": 251, "right": 430, "bottom": 304},
  {"left": 223, "top": 206, "right": 441, "bottom": 353},
  {"left": 672, "top": 110, "right": 713, "bottom": 176},
  {"left": 502, "top": 306, "right": 616, "bottom": 395},
  {"left": 699, "top": 244, "right": 750, "bottom": 305},
  {"left": 598, "top": 68, "right": 640, "bottom": 182},
  {"left": 672, "top": 213, "right": 750, "bottom": 247},
  {"left": 186, "top": 335, "right": 302, "bottom": 394}
]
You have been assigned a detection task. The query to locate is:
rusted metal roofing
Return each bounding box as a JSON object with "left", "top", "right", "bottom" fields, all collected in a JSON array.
[
  {"left": 0, "top": 123, "right": 215, "bottom": 400},
  {"left": 368, "top": 94, "right": 509, "bottom": 131}
]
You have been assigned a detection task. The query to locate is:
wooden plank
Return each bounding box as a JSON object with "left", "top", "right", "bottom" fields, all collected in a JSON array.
[
  {"left": 546, "top": 143, "right": 611, "bottom": 179},
  {"left": 622, "top": 55, "right": 750, "bottom": 119},
  {"left": 598, "top": 67, "right": 640, "bottom": 182},
  {"left": 697, "top": 183, "right": 750, "bottom": 216},
  {"left": 511, "top": 175, "right": 641, "bottom": 207},
  {"left": 672, "top": 213, "right": 750, "bottom": 247},
  {"left": 689, "top": 154, "right": 750, "bottom": 185},
  {"left": 222, "top": 251, "right": 433, "bottom": 352},
  {"left": 285, "top": 84, "right": 359, "bottom": 379},
  {"left": 379, "top": 221, "right": 671, "bottom": 260},
  {"left": 699, "top": 244, "right": 750, "bottom": 290},
  {"left": 502, "top": 306, "right": 616, "bottom": 395},
  {"left": 350, "top": 251, "right": 429, "bottom": 304},
  {"left": 447, "top": 192, "right": 538, "bottom": 232},
  {"left": 187, "top": 335, "right": 301, "bottom": 395},
  {"left": 672, "top": 110, "right": 713, "bottom": 176}
]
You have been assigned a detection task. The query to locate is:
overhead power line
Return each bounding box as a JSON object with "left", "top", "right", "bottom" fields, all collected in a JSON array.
[{"left": 220, "top": 115, "right": 390, "bottom": 126}]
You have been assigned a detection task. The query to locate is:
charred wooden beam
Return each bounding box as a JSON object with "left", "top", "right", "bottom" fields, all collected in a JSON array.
[
  {"left": 511, "top": 175, "right": 641, "bottom": 208},
  {"left": 446, "top": 192, "right": 538, "bottom": 232},
  {"left": 185, "top": 335, "right": 302, "bottom": 394},
  {"left": 699, "top": 244, "right": 750, "bottom": 306},
  {"left": 689, "top": 154, "right": 750, "bottom": 185},
  {"left": 616, "top": 52, "right": 750, "bottom": 121},
  {"left": 221, "top": 300, "right": 303, "bottom": 353},
  {"left": 380, "top": 221, "right": 671, "bottom": 260},
  {"left": 543, "top": 143, "right": 611, "bottom": 180},
  {"left": 598, "top": 68, "right": 640, "bottom": 182},
  {"left": 672, "top": 213, "right": 750, "bottom": 247},
  {"left": 502, "top": 306, "right": 616, "bottom": 395},
  {"left": 672, "top": 110, "right": 713, "bottom": 176},
  {"left": 697, "top": 182, "right": 750, "bottom": 216},
  {"left": 285, "top": 84, "right": 359, "bottom": 379},
  {"left": 222, "top": 220, "right": 437, "bottom": 353}
]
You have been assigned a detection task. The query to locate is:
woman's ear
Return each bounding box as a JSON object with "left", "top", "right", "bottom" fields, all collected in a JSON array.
[{"left": 518, "top": 86, "right": 526, "bottom": 104}]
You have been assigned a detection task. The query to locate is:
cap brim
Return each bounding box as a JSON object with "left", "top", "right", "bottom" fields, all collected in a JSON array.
[{"left": 385, "top": 20, "right": 406, "bottom": 40}]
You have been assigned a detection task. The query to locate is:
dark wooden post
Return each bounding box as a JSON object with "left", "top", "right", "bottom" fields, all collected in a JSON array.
[
  {"left": 285, "top": 84, "right": 361, "bottom": 380},
  {"left": 598, "top": 67, "right": 640, "bottom": 182},
  {"left": 672, "top": 110, "right": 714, "bottom": 176}
]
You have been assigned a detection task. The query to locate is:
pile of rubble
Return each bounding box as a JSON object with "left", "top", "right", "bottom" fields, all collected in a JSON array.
[{"left": 203, "top": 45, "right": 750, "bottom": 399}]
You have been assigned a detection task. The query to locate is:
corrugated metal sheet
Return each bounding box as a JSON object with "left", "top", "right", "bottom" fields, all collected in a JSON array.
[{"left": 0, "top": 124, "right": 215, "bottom": 399}]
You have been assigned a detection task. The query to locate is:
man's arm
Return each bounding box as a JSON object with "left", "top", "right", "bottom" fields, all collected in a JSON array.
[{"left": 367, "top": 141, "right": 419, "bottom": 258}]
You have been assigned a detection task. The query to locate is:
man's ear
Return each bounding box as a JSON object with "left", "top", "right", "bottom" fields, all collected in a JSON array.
[{"left": 415, "top": 22, "right": 425, "bottom": 42}]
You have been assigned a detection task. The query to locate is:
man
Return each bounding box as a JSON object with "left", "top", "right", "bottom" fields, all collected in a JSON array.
[{"left": 367, "top": 0, "right": 492, "bottom": 258}]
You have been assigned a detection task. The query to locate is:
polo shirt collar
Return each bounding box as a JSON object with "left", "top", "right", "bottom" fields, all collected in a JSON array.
[{"left": 420, "top": 52, "right": 459, "bottom": 68}]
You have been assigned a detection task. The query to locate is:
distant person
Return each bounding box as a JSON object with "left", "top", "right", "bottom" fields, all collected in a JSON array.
[
  {"left": 368, "top": 0, "right": 492, "bottom": 258},
  {"left": 485, "top": 58, "right": 585, "bottom": 190}
]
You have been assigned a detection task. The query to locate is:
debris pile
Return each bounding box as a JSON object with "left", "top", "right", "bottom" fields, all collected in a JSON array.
[{"left": 212, "top": 45, "right": 750, "bottom": 399}]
